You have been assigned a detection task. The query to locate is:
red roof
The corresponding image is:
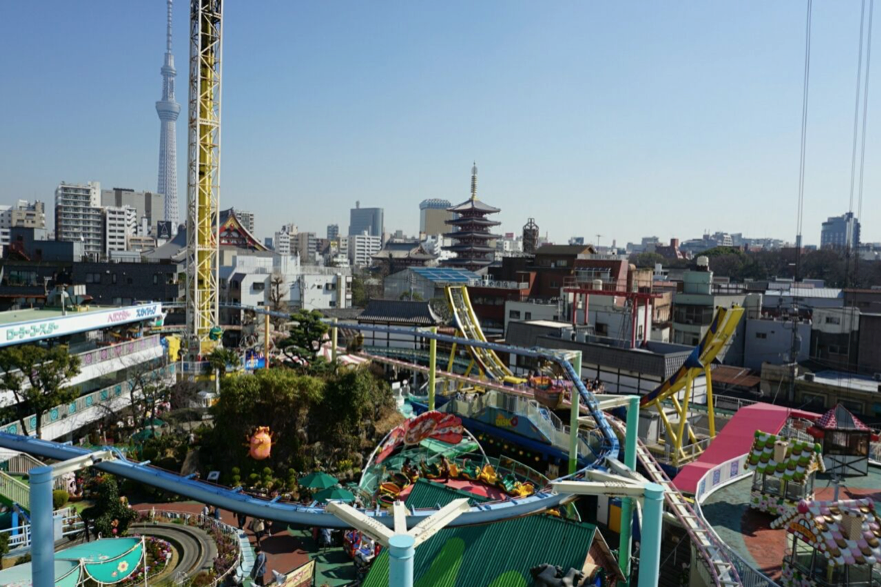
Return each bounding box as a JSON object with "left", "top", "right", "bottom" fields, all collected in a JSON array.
[{"left": 816, "top": 404, "right": 870, "bottom": 431}]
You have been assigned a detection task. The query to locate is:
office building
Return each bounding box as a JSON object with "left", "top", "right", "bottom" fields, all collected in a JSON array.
[
  {"left": 419, "top": 199, "right": 453, "bottom": 237},
  {"left": 295, "top": 232, "right": 318, "bottom": 263},
  {"left": 349, "top": 202, "right": 384, "bottom": 237},
  {"left": 104, "top": 206, "right": 138, "bottom": 255},
  {"left": 101, "top": 188, "right": 165, "bottom": 233},
  {"left": 349, "top": 232, "right": 382, "bottom": 267},
  {"left": 56, "top": 181, "right": 104, "bottom": 256},
  {"left": 230, "top": 208, "right": 255, "bottom": 234},
  {"left": 821, "top": 212, "right": 861, "bottom": 249},
  {"left": 0, "top": 200, "right": 46, "bottom": 247},
  {"left": 327, "top": 223, "right": 340, "bottom": 240},
  {"left": 273, "top": 223, "right": 297, "bottom": 256}
]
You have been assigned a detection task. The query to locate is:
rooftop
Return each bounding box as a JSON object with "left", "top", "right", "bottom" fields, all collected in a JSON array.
[
  {"left": 809, "top": 370, "right": 880, "bottom": 393},
  {"left": 362, "top": 480, "right": 596, "bottom": 587},
  {"left": 358, "top": 299, "right": 443, "bottom": 325},
  {"left": 410, "top": 267, "right": 481, "bottom": 283},
  {"left": 764, "top": 287, "right": 843, "bottom": 299}
]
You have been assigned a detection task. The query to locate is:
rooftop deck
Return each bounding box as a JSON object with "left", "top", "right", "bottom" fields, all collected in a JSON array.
[{"left": 701, "top": 468, "right": 881, "bottom": 581}]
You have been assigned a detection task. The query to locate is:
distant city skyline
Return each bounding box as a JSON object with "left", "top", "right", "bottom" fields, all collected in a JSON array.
[{"left": 1, "top": 2, "right": 879, "bottom": 245}]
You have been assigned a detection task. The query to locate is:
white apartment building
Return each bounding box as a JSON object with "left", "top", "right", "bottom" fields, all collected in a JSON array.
[
  {"left": 349, "top": 232, "right": 382, "bottom": 267},
  {"left": 104, "top": 206, "right": 138, "bottom": 255},
  {"left": 273, "top": 223, "right": 298, "bottom": 256},
  {"left": 56, "top": 181, "right": 104, "bottom": 256},
  {"left": 0, "top": 200, "right": 47, "bottom": 246},
  {"left": 221, "top": 252, "right": 352, "bottom": 312}
]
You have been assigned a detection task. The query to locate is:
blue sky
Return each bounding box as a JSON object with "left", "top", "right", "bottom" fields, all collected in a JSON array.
[{"left": 0, "top": 1, "right": 877, "bottom": 245}]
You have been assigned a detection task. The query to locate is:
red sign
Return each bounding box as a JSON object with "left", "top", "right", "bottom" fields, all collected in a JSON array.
[
  {"left": 375, "top": 412, "right": 464, "bottom": 464},
  {"left": 107, "top": 310, "right": 133, "bottom": 324}
]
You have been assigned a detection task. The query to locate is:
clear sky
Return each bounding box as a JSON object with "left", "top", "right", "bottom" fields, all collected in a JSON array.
[{"left": 0, "top": 1, "right": 878, "bottom": 246}]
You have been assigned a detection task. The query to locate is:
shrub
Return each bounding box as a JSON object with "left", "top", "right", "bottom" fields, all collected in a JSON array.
[
  {"left": 0, "top": 532, "right": 9, "bottom": 557},
  {"left": 52, "top": 490, "right": 70, "bottom": 509}
]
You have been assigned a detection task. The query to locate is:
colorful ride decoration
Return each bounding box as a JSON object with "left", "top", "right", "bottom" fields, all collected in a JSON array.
[
  {"left": 375, "top": 411, "right": 464, "bottom": 464},
  {"left": 247, "top": 426, "right": 274, "bottom": 460},
  {"left": 745, "top": 431, "right": 825, "bottom": 516},
  {"left": 807, "top": 403, "right": 878, "bottom": 478},
  {"left": 771, "top": 499, "right": 881, "bottom": 586},
  {"left": 527, "top": 375, "right": 571, "bottom": 410}
]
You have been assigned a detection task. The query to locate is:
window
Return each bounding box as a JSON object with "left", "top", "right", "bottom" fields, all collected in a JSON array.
[
  {"left": 825, "top": 315, "right": 841, "bottom": 325},
  {"left": 763, "top": 476, "right": 782, "bottom": 496},
  {"left": 85, "top": 273, "right": 101, "bottom": 284},
  {"left": 329, "top": 300, "right": 337, "bottom": 307},
  {"left": 828, "top": 344, "right": 842, "bottom": 355},
  {"left": 802, "top": 393, "right": 825, "bottom": 410},
  {"left": 785, "top": 480, "right": 805, "bottom": 501},
  {"left": 755, "top": 332, "right": 768, "bottom": 339},
  {"left": 126, "top": 277, "right": 133, "bottom": 285},
  {"left": 112, "top": 273, "right": 117, "bottom": 284},
  {"left": 525, "top": 312, "right": 532, "bottom": 320},
  {"left": 153, "top": 274, "right": 159, "bottom": 285},
  {"left": 509, "top": 310, "right": 521, "bottom": 319},
  {"left": 253, "top": 282, "right": 265, "bottom": 292}
]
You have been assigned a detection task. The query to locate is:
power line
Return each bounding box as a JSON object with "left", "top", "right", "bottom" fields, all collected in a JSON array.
[
  {"left": 857, "top": 0, "right": 875, "bottom": 240},
  {"left": 849, "top": 0, "right": 869, "bottom": 216},
  {"left": 794, "top": 0, "right": 813, "bottom": 282}
]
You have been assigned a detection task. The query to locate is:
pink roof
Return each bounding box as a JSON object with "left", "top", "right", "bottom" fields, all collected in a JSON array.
[{"left": 673, "top": 403, "right": 815, "bottom": 494}]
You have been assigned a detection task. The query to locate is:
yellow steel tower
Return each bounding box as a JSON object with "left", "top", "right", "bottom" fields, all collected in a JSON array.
[{"left": 186, "top": 0, "right": 222, "bottom": 355}]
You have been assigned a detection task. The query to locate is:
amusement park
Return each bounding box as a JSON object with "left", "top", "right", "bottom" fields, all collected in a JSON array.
[{"left": 1, "top": 1, "right": 881, "bottom": 587}]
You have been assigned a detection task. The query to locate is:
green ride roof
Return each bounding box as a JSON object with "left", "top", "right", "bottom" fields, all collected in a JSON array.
[
  {"left": 745, "top": 430, "right": 826, "bottom": 482},
  {"left": 363, "top": 480, "right": 596, "bottom": 587}
]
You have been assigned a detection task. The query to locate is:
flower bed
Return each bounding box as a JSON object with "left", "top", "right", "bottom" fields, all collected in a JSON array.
[{"left": 120, "top": 536, "right": 173, "bottom": 585}]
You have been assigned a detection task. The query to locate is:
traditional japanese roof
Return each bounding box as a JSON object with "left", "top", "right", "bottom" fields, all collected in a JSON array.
[
  {"left": 371, "top": 242, "right": 436, "bottom": 261},
  {"left": 817, "top": 403, "right": 871, "bottom": 431},
  {"left": 447, "top": 197, "right": 501, "bottom": 214},
  {"left": 218, "top": 209, "right": 268, "bottom": 251},
  {"left": 358, "top": 299, "right": 443, "bottom": 325},
  {"left": 746, "top": 431, "right": 825, "bottom": 482},
  {"left": 446, "top": 216, "right": 501, "bottom": 227},
  {"left": 771, "top": 499, "right": 881, "bottom": 567}
]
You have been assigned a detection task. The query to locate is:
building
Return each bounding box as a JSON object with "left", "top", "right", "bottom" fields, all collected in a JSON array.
[
  {"left": 419, "top": 199, "right": 453, "bottom": 237},
  {"left": 523, "top": 218, "right": 539, "bottom": 254},
  {"left": 348, "top": 232, "right": 382, "bottom": 267},
  {"left": 810, "top": 307, "right": 860, "bottom": 372},
  {"left": 227, "top": 208, "right": 255, "bottom": 234},
  {"left": 821, "top": 211, "right": 860, "bottom": 249},
  {"left": 55, "top": 181, "right": 104, "bottom": 256},
  {"left": 441, "top": 163, "right": 501, "bottom": 271},
  {"left": 0, "top": 295, "right": 172, "bottom": 441},
  {"left": 128, "top": 234, "right": 156, "bottom": 253},
  {"left": 273, "top": 223, "right": 297, "bottom": 256},
  {"left": 221, "top": 252, "right": 350, "bottom": 317},
  {"left": 0, "top": 200, "right": 46, "bottom": 246},
  {"left": 326, "top": 223, "right": 339, "bottom": 240},
  {"left": 104, "top": 206, "right": 137, "bottom": 255},
  {"left": 671, "top": 258, "right": 746, "bottom": 347},
  {"left": 217, "top": 209, "right": 268, "bottom": 251},
  {"left": 155, "top": 0, "right": 180, "bottom": 230},
  {"left": 349, "top": 202, "right": 384, "bottom": 237},
  {"left": 295, "top": 232, "right": 318, "bottom": 263},
  {"left": 742, "top": 317, "right": 811, "bottom": 371},
  {"left": 495, "top": 233, "right": 523, "bottom": 258},
  {"left": 4, "top": 227, "right": 84, "bottom": 263},
  {"left": 857, "top": 312, "right": 881, "bottom": 375},
  {"left": 372, "top": 241, "right": 436, "bottom": 275},
  {"left": 100, "top": 188, "right": 166, "bottom": 234}
]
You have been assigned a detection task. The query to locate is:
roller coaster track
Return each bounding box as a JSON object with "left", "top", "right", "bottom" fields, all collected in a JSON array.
[
  {"left": 446, "top": 286, "right": 524, "bottom": 384},
  {"left": 606, "top": 417, "right": 740, "bottom": 586}
]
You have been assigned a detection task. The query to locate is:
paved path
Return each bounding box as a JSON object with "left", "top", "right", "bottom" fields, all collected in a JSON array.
[{"left": 133, "top": 502, "right": 311, "bottom": 585}]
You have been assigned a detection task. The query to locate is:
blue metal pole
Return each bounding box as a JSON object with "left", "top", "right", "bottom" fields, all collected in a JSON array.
[
  {"left": 31, "top": 466, "right": 54, "bottom": 587},
  {"left": 388, "top": 534, "right": 415, "bottom": 587},
  {"left": 637, "top": 482, "right": 666, "bottom": 587}
]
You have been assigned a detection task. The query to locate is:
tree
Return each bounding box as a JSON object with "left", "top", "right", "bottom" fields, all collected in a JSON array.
[
  {"left": 0, "top": 346, "right": 81, "bottom": 438},
  {"left": 207, "top": 347, "right": 240, "bottom": 376},
  {"left": 399, "top": 291, "right": 424, "bottom": 301},
  {"left": 281, "top": 310, "right": 329, "bottom": 362},
  {"left": 125, "top": 362, "right": 174, "bottom": 434},
  {"left": 82, "top": 475, "right": 136, "bottom": 537},
  {"left": 629, "top": 252, "right": 666, "bottom": 269},
  {"left": 268, "top": 273, "right": 289, "bottom": 329},
  {"left": 350, "top": 275, "right": 368, "bottom": 307}
]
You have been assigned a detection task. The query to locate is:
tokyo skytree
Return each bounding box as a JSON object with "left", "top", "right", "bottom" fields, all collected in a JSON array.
[{"left": 156, "top": 0, "right": 180, "bottom": 231}]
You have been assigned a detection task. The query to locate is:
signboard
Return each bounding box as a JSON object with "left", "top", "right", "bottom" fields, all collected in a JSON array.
[
  {"left": 282, "top": 560, "right": 315, "bottom": 587},
  {"left": 0, "top": 303, "right": 163, "bottom": 348},
  {"left": 790, "top": 519, "right": 817, "bottom": 544},
  {"left": 156, "top": 221, "right": 173, "bottom": 241}
]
